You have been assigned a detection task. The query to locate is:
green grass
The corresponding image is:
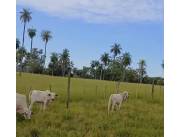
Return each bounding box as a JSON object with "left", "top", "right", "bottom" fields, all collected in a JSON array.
[{"left": 16, "top": 73, "right": 164, "bottom": 137}]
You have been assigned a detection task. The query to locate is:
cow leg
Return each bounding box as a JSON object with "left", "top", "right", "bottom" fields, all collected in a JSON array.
[
  {"left": 118, "top": 101, "right": 122, "bottom": 110},
  {"left": 111, "top": 103, "right": 115, "bottom": 112},
  {"left": 39, "top": 103, "right": 43, "bottom": 111},
  {"left": 43, "top": 102, "right": 47, "bottom": 111}
]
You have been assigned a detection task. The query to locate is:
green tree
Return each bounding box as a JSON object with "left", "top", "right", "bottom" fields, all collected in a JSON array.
[
  {"left": 16, "top": 38, "right": 20, "bottom": 49},
  {"left": 138, "top": 59, "right": 146, "bottom": 83},
  {"left": 108, "top": 59, "right": 123, "bottom": 81},
  {"left": 90, "top": 60, "right": 96, "bottom": 78},
  {"left": 110, "top": 43, "right": 122, "bottom": 60},
  {"left": 41, "top": 30, "right": 52, "bottom": 64},
  {"left": 100, "top": 53, "right": 110, "bottom": 80},
  {"left": 20, "top": 8, "right": 32, "bottom": 47},
  {"left": 125, "top": 68, "right": 139, "bottom": 83},
  {"left": 48, "top": 53, "right": 59, "bottom": 76},
  {"left": 16, "top": 47, "right": 27, "bottom": 75},
  {"left": 122, "top": 52, "right": 132, "bottom": 81},
  {"left": 25, "top": 48, "right": 44, "bottom": 73},
  {"left": 59, "top": 49, "right": 70, "bottom": 76},
  {"left": 27, "top": 28, "right": 36, "bottom": 52},
  {"left": 94, "top": 60, "right": 100, "bottom": 79}
]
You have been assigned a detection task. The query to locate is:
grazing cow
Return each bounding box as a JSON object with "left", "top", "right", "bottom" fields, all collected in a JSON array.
[
  {"left": 16, "top": 93, "right": 31, "bottom": 119},
  {"left": 29, "top": 90, "right": 58, "bottom": 111},
  {"left": 108, "top": 91, "right": 128, "bottom": 114}
]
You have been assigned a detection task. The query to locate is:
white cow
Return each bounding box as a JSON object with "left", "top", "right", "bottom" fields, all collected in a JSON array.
[
  {"left": 108, "top": 91, "right": 128, "bottom": 114},
  {"left": 16, "top": 93, "right": 31, "bottom": 119},
  {"left": 29, "top": 90, "right": 58, "bottom": 111}
]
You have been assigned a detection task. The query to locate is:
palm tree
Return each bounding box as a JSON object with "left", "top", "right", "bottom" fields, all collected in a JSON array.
[
  {"left": 27, "top": 28, "right": 36, "bottom": 52},
  {"left": 59, "top": 49, "right": 70, "bottom": 76},
  {"left": 138, "top": 59, "right": 146, "bottom": 83},
  {"left": 41, "top": 30, "right": 52, "bottom": 64},
  {"left": 16, "top": 47, "right": 27, "bottom": 76},
  {"left": 20, "top": 8, "right": 32, "bottom": 47},
  {"left": 16, "top": 38, "right": 20, "bottom": 49},
  {"left": 110, "top": 43, "right": 122, "bottom": 60},
  {"left": 94, "top": 60, "right": 100, "bottom": 79},
  {"left": 90, "top": 60, "right": 96, "bottom": 78},
  {"left": 100, "top": 53, "right": 110, "bottom": 80},
  {"left": 122, "top": 52, "right": 132, "bottom": 81},
  {"left": 49, "top": 52, "right": 58, "bottom": 76}
]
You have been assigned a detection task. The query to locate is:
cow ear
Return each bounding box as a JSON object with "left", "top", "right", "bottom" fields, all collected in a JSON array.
[{"left": 55, "top": 94, "right": 58, "bottom": 96}]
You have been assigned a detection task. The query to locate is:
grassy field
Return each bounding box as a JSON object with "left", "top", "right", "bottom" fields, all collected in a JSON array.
[{"left": 16, "top": 73, "right": 164, "bottom": 137}]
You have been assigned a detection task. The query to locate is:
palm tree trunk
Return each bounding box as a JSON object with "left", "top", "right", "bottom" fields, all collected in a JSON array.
[
  {"left": 122, "top": 67, "right": 126, "bottom": 82},
  {"left": 103, "top": 69, "right": 105, "bottom": 80},
  {"left": 95, "top": 69, "right": 97, "bottom": 79},
  {"left": 44, "top": 42, "right": 47, "bottom": 59},
  {"left": 22, "top": 22, "right": 26, "bottom": 47},
  {"left": 30, "top": 38, "right": 33, "bottom": 53},
  {"left": 44, "top": 42, "right": 47, "bottom": 67},
  {"left": 100, "top": 68, "right": 103, "bottom": 80},
  {"left": 139, "top": 72, "right": 142, "bottom": 83},
  {"left": 62, "top": 65, "right": 65, "bottom": 76},
  {"left": 52, "top": 69, "right": 54, "bottom": 76}
]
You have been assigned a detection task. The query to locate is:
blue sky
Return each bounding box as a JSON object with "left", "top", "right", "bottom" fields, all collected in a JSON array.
[{"left": 16, "top": 0, "right": 164, "bottom": 77}]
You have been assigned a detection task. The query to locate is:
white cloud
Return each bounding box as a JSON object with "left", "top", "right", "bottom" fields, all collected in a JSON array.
[{"left": 17, "top": 0, "right": 163, "bottom": 23}]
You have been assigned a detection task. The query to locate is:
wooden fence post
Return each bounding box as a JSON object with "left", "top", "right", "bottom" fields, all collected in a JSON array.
[
  {"left": 66, "top": 69, "right": 71, "bottom": 109},
  {"left": 152, "top": 80, "right": 155, "bottom": 99},
  {"left": 116, "top": 81, "right": 120, "bottom": 93},
  {"left": 104, "top": 85, "right": 107, "bottom": 99},
  {"left": 49, "top": 84, "right": 52, "bottom": 91}
]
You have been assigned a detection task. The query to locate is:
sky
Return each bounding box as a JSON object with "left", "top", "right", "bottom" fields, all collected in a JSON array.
[{"left": 16, "top": 0, "right": 164, "bottom": 77}]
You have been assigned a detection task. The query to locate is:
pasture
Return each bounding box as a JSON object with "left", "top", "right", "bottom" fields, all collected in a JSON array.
[{"left": 16, "top": 73, "right": 164, "bottom": 137}]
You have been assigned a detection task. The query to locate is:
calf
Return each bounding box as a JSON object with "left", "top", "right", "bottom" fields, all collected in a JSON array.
[
  {"left": 108, "top": 91, "right": 128, "bottom": 114},
  {"left": 16, "top": 93, "right": 31, "bottom": 119},
  {"left": 29, "top": 90, "right": 58, "bottom": 111}
]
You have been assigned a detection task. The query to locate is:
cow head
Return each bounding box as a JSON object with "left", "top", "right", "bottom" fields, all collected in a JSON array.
[
  {"left": 23, "top": 109, "right": 32, "bottom": 119},
  {"left": 123, "top": 91, "right": 129, "bottom": 101},
  {"left": 50, "top": 92, "right": 58, "bottom": 101},
  {"left": 46, "top": 91, "right": 58, "bottom": 102}
]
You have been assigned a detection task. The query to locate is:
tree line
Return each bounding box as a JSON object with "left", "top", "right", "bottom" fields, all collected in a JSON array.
[{"left": 16, "top": 8, "right": 164, "bottom": 85}]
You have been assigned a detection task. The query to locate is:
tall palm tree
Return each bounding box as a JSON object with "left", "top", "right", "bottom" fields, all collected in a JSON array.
[
  {"left": 16, "top": 47, "right": 27, "bottom": 76},
  {"left": 110, "top": 43, "right": 122, "bottom": 60},
  {"left": 90, "top": 60, "right": 96, "bottom": 78},
  {"left": 27, "top": 28, "right": 36, "bottom": 52},
  {"left": 59, "top": 49, "right": 70, "bottom": 76},
  {"left": 20, "top": 8, "right": 32, "bottom": 47},
  {"left": 94, "top": 60, "right": 100, "bottom": 79},
  {"left": 49, "top": 52, "right": 58, "bottom": 76},
  {"left": 90, "top": 60, "right": 100, "bottom": 79},
  {"left": 16, "top": 38, "right": 20, "bottom": 49},
  {"left": 100, "top": 53, "right": 110, "bottom": 80},
  {"left": 138, "top": 59, "right": 146, "bottom": 83},
  {"left": 122, "top": 52, "right": 132, "bottom": 81},
  {"left": 41, "top": 30, "right": 52, "bottom": 63}
]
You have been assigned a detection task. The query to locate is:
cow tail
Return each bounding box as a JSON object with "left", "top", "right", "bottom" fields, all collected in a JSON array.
[{"left": 108, "top": 95, "right": 112, "bottom": 115}]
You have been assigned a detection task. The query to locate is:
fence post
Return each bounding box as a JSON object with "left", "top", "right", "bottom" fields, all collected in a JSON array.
[
  {"left": 136, "top": 84, "right": 139, "bottom": 99},
  {"left": 152, "top": 80, "right": 155, "bottom": 99},
  {"left": 116, "top": 81, "right": 120, "bottom": 93},
  {"left": 49, "top": 84, "right": 52, "bottom": 91},
  {"left": 104, "top": 85, "right": 107, "bottom": 99},
  {"left": 66, "top": 69, "right": 71, "bottom": 109}
]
